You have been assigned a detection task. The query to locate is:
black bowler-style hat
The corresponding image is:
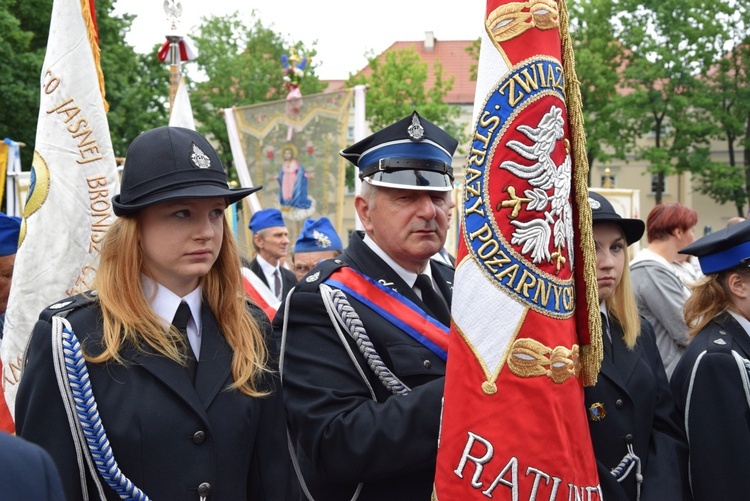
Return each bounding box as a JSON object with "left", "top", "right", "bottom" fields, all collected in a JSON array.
[
  {"left": 340, "top": 111, "right": 458, "bottom": 191},
  {"left": 112, "top": 126, "right": 261, "bottom": 216},
  {"left": 679, "top": 218, "right": 750, "bottom": 274},
  {"left": 588, "top": 191, "right": 645, "bottom": 245}
]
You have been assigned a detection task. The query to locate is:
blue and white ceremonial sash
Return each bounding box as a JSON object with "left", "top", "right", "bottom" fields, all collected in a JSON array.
[{"left": 324, "top": 267, "right": 450, "bottom": 361}]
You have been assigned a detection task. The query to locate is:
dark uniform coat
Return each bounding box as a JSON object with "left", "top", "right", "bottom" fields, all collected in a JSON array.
[
  {"left": 671, "top": 311, "right": 750, "bottom": 501},
  {"left": 15, "top": 294, "right": 292, "bottom": 501},
  {"left": 248, "top": 257, "right": 297, "bottom": 300},
  {"left": 275, "top": 231, "right": 452, "bottom": 500},
  {"left": 585, "top": 317, "right": 690, "bottom": 501},
  {"left": 0, "top": 432, "right": 65, "bottom": 501}
]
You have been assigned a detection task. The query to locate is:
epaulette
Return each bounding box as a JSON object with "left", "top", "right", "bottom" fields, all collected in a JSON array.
[
  {"left": 705, "top": 327, "right": 733, "bottom": 355},
  {"left": 293, "top": 258, "right": 348, "bottom": 293},
  {"left": 39, "top": 290, "right": 99, "bottom": 322}
]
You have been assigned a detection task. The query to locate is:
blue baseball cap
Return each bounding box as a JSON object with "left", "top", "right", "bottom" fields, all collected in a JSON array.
[
  {"left": 249, "top": 208, "right": 286, "bottom": 232},
  {"left": 0, "top": 213, "right": 21, "bottom": 256},
  {"left": 340, "top": 111, "right": 458, "bottom": 191},
  {"left": 679, "top": 218, "right": 750, "bottom": 274},
  {"left": 294, "top": 217, "right": 343, "bottom": 253}
]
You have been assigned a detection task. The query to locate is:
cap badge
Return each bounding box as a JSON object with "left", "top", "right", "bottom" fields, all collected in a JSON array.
[
  {"left": 407, "top": 114, "right": 425, "bottom": 141},
  {"left": 588, "top": 197, "right": 601, "bottom": 210},
  {"left": 190, "top": 143, "right": 211, "bottom": 169},
  {"left": 313, "top": 229, "right": 331, "bottom": 249}
]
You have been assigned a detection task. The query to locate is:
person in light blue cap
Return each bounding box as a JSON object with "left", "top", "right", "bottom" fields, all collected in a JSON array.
[
  {"left": 0, "top": 212, "right": 21, "bottom": 337},
  {"left": 247, "top": 208, "right": 297, "bottom": 300},
  {"left": 291, "top": 217, "right": 343, "bottom": 280}
]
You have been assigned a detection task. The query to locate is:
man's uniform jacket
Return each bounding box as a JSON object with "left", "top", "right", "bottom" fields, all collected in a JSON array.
[{"left": 275, "top": 231, "right": 453, "bottom": 500}]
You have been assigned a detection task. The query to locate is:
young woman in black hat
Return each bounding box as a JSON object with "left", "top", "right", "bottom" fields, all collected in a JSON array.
[
  {"left": 15, "top": 126, "right": 293, "bottom": 500},
  {"left": 585, "top": 191, "right": 690, "bottom": 501},
  {"left": 670, "top": 218, "right": 750, "bottom": 500}
]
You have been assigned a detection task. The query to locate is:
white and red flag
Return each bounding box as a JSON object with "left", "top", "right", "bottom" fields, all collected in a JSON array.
[
  {"left": 1, "top": 0, "right": 119, "bottom": 421},
  {"left": 434, "top": 0, "right": 603, "bottom": 498}
]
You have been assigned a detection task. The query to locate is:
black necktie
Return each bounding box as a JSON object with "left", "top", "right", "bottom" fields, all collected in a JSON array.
[
  {"left": 415, "top": 274, "right": 451, "bottom": 326},
  {"left": 601, "top": 312, "right": 613, "bottom": 360},
  {"left": 273, "top": 269, "right": 282, "bottom": 299},
  {"left": 173, "top": 302, "right": 197, "bottom": 383}
]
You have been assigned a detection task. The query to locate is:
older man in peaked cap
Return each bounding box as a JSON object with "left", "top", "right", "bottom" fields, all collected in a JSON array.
[{"left": 275, "top": 111, "right": 457, "bottom": 500}]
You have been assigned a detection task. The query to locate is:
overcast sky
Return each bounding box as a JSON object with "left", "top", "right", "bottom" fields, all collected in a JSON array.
[{"left": 113, "top": 0, "right": 485, "bottom": 80}]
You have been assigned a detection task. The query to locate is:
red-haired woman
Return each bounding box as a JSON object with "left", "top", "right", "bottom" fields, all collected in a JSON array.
[{"left": 630, "top": 203, "right": 698, "bottom": 378}]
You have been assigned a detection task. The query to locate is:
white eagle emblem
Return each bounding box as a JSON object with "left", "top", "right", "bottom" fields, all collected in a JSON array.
[{"left": 499, "top": 105, "right": 574, "bottom": 268}]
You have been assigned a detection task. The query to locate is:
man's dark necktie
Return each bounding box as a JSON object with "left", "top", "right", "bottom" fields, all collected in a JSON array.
[
  {"left": 415, "top": 274, "right": 451, "bottom": 326},
  {"left": 273, "top": 269, "right": 282, "bottom": 300},
  {"left": 173, "top": 302, "right": 197, "bottom": 383},
  {"left": 601, "top": 312, "right": 613, "bottom": 361}
]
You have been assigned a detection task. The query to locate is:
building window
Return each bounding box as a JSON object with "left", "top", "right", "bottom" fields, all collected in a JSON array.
[
  {"left": 601, "top": 174, "right": 616, "bottom": 189},
  {"left": 650, "top": 174, "right": 665, "bottom": 194}
]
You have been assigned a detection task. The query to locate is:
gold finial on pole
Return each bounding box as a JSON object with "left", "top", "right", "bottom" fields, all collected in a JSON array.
[{"left": 602, "top": 164, "right": 614, "bottom": 189}]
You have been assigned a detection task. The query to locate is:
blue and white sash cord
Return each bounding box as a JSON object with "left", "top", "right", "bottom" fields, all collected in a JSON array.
[{"left": 60, "top": 322, "right": 151, "bottom": 501}]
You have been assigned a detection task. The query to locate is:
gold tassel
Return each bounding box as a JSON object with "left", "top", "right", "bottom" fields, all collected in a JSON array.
[
  {"left": 79, "top": 0, "right": 109, "bottom": 112},
  {"left": 558, "top": 0, "right": 602, "bottom": 386}
]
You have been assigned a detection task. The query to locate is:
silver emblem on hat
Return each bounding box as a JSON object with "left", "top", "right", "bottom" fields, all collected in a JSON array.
[
  {"left": 190, "top": 143, "right": 211, "bottom": 169},
  {"left": 407, "top": 114, "right": 425, "bottom": 141},
  {"left": 588, "top": 197, "right": 601, "bottom": 210},
  {"left": 713, "top": 338, "right": 727, "bottom": 346}
]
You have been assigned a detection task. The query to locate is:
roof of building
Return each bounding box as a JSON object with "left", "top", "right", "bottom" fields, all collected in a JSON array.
[{"left": 323, "top": 34, "right": 478, "bottom": 105}]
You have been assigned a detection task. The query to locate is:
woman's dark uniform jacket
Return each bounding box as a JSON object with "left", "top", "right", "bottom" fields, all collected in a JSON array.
[
  {"left": 15, "top": 293, "right": 293, "bottom": 500},
  {"left": 275, "top": 231, "right": 452, "bottom": 500},
  {"left": 585, "top": 316, "right": 691, "bottom": 501},
  {"left": 670, "top": 311, "right": 750, "bottom": 501}
]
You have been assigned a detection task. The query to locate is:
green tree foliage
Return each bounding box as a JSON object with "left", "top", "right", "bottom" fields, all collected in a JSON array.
[
  {"left": 0, "top": 0, "right": 169, "bottom": 167},
  {"left": 95, "top": 2, "right": 169, "bottom": 157},
  {"left": 569, "top": 0, "right": 634, "bottom": 181},
  {"left": 188, "top": 11, "right": 325, "bottom": 179},
  {"left": 695, "top": 4, "right": 750, "bottom": 215},
  {"left": 346, "top": 47, "right": 462, "bottom": 140},
  {"left": 614, "top": 0, "right": 732, "bottom": 204},
  {"left": 0, "top": 0, "right": 45, "bottom": 167}
]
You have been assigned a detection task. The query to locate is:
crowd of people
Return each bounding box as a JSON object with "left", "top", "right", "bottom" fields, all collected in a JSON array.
[{"left": 0, "top": 115, "right": 748, "bottom": 500}]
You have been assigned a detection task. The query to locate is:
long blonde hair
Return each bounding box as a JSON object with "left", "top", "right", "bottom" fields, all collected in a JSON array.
[
  {"left": 683, "top": 267, "right": 750, "bottom": 337},
  {"left": 89, "top": 216, "right": 269, "bottom": 397},
  {"left": 605, "top": 243, "right": 642, "bottom": 349}
]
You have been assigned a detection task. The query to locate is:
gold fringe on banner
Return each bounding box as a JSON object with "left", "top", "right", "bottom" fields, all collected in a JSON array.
[
  {"left": 558, "top": 0, "right": 602, "bottom": 386},
  {"left": 80, "top": 0, "right": 109, "bottom": 112}
]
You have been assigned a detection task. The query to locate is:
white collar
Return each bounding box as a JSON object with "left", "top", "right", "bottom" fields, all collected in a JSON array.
[
  {"left": 255, "top": 254, "right": 279, "bottom": 276},
  {"left": 141, "top": 275, "right": 202, "bottom": 332},
  {"left": 362, "top": 233, "right": 434, "bottom": 288}
]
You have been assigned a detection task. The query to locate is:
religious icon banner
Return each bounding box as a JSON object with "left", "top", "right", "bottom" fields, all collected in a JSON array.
[{"left": 226, "top": 89, "right": 353, "bottom": 243}]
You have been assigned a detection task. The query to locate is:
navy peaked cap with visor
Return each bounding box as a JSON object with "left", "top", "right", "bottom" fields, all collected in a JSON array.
[
  {"left": 340, "top": 111, "right": 458, "bottom": 191},
  {"left": 113, "top": 126, "right": 261, "bottom": 216},
  {"left": 679, "top": 218, "right": 750, "bottom": 275}
]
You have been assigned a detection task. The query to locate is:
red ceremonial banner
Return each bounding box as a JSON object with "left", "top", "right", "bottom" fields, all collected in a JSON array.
[{"left": 433, "top": 0, "right": 602, "bottom": 499}]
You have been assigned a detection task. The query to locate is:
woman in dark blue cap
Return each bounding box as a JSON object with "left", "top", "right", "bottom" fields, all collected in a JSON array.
[
  {"left": 670, "top": 218, "right": 750, "bottom": 500},
  {"left": 585, "top": 191, "right": 690, "bottom": 501},
  {"left": 15, "top": 126, "right": 293, "bottom": 500}
]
